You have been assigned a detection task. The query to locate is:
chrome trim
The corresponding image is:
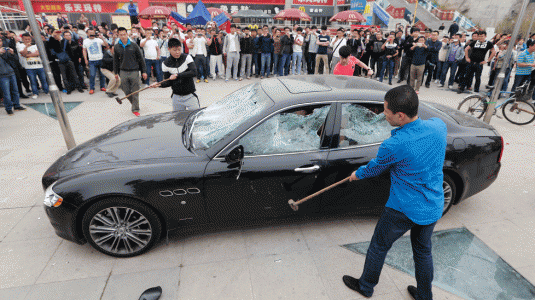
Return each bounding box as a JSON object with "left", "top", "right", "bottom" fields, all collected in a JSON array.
[
  {"left": 213, "top": 101, "right": 337, "bottom": 159},
  {"left": 187, "top": 188, "right": 201, "bottom": 194},
  {"left": 330, "top": 142, "right": 383, "bottom": 151},
  {"left": 294, "top": 165, "right": 321, "bottom": 173},
  {"left": 159, "top": 191, "right": 173, "bottom": 197},
  {"left": 173, "top": 189, "right": 187, "bottom": 196},
  {"left": 213, "top": 148, "right": 330, "bottom": 160}
]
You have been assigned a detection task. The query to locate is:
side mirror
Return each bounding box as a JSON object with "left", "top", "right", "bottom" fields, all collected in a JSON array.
[
  {"left": 225, "top": 145, "right": 244, "bottom": 164},
  {"left": 139, "top": 286, "right": 162, "bottom": 300}
]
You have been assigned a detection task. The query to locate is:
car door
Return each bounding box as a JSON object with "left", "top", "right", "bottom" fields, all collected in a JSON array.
[
  {"left": 320, "top": 101, "right": 394, "bottom": 215},
  {"left": 203, "top": 103, "right": 336, "bottom": 223}
]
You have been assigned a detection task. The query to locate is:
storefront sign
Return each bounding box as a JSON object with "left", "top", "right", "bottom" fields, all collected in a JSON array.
[
  {"left": 350, "top": 0, "right": 366, "bottom": 11},
  {"left": 293, "top": 0, "right": 333, "bottom": 6},
  {"left": 291, "top": 5, "right": 334, "bottom": 16},
  {"left": 373, "top": 2, "right": 390, "bottom": 26},
  {"left": 204, "top": 3, "right": 284, "bottom": 15}
]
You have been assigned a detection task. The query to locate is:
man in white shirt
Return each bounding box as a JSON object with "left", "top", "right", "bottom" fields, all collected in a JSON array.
[
  {"left": 330, "top": 28, "right": 347, "bottom": 74},
  {"left": 83, "top": 29, "right": 109, "bottom": 94},
  {"left": 191, "top": 30, "right": 209, "bottom": 83},
  {"left": 17, "top": 33, "right": 49, "bottom": 99},
  {"left": 140, "top": 28, "right": 162, "bottom": 86},
  {"left": 292, "top": 27, "right": 304, "bottom": 75},
  {"left": 223, "top": 24, "right": 241, "bottom": 81}
]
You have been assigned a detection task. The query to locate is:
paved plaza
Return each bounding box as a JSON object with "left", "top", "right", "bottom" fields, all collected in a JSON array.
[{"left": 0, "top": 72, "right": 534, "bottom": 299}]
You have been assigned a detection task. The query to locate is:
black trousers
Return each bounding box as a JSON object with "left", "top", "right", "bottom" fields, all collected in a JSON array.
[
  {"left": 307, "top": 52, "right": 316, "bottom": 75},
  {"left": 460, "top": 62, "right": 483, "bottom": 92},
  {"left": 398, "top": 55, "right": 412, "bottom": 82},
  {"left": 50, "top": 61, "right": 64, "bottom": 91},
  {"left": 18, "top": 66, "right": 30, "bottom": 93},
  {"left": 424, "top": 62, "right": 435, "bottom": 86},
  {"left": 59, "top": 61, "right": 81, "bottom": 91}
]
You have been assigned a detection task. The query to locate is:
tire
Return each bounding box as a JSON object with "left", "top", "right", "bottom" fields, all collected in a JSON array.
[
  {"left": 457, "top": 94, "right": 487, "bottom": 119},
  {"left": 82, "top": 197, "right": 162, "bottom": 258},
  {"left": 442, "top": 174, "right": 456, "bottom": 216},
  {"left": 502, "top": 99, "right": 535, "bottom": 125}
]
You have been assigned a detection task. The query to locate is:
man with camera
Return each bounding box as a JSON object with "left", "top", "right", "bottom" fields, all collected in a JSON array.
[
  {"left": 83, "top": 29, "right": 109, "bottom": 94},
  {"left": 190, "top": 29, "right": 209, "bottom": 83},
  {"left": 207, "top": 28, "right": 225, "bottom": 81},
  {"left": 0, "top": 47, "right": 26, "bottom": 115},
  {"left": 140, "top": 28, "right": 162, "bottom": 87}
]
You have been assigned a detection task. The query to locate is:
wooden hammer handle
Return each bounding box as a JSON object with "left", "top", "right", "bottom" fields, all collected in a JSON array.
[
  {"left": 293, "top": 176, "right": 351, "bottom": 206},
  {"left": 117, "top": 77, "right": 174, "bottom": 101}
]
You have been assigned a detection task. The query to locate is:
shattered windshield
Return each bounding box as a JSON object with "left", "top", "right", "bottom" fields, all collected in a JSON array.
[
  {"left": 190, "top": 83, "right": 273, "bottom": 150},
  {"left": 239, "top": 105, "right": 331, "bottom": 156},
  {"left": 339, "top": 103, "right": 394, "bottom": 147}
]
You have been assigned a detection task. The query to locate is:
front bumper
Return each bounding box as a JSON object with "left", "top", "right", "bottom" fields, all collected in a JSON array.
[{"left": 44, "top": 205, "right": 85, "bottom": 245}]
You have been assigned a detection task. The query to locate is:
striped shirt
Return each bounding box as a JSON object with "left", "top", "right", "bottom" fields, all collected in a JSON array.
[{"left": 516, "top": 49, "right": 534, "bottom": 75}]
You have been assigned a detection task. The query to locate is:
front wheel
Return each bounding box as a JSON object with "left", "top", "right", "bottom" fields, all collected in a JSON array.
[
  {"left": 502, "top": 100, "right": 535, "bottom": 125},
  {"left": 442, "top": 174, "right": 456, "bottom": 216},
  {"left": 82, "top": 198, "right": 162, "bottom": 257},
  {"left": 457, "top": 95, "right": 487, "bottom": 119}
]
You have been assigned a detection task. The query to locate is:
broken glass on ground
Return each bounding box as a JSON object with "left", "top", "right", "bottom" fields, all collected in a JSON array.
[
  {"left": 190, "top": 83, "right": 273, "bottom": 150},
  {"left": 339, "top": 104, "right": 394, "bottom": 147},
  {"left": 240, "top": 105, "right": 331, "bottom": 155}
]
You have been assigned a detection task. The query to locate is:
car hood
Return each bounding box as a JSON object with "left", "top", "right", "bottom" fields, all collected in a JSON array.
[{"left": 60, "top": 111, "right": 197, "bottom": 171}]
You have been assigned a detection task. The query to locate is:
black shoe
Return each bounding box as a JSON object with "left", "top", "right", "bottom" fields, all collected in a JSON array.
[
  {"left": 342, "top": 275, "right": 371, "bottom": 298},
  {"left": 25, "top": 89, "right": 31, "bottom": 94},
  {"left": 389, "top": 82, "right": 393, "bottom": 85},
  {"left": 67, "top": 90, "right": 72, "bottom": 95},
  {"left": 13, "top": 106, "right": 26, "bottom": 111},
  {"left": 425, "top": 84, "right": 430, "bottom": 88},
  {"left": 106, "top": 92, "right": 114, "bottom": 98},
  {"left": 457, "top": 88, "right": 464, "bottom": 94},
  {"left": 20, "top": 94, "right": 29, "bottom": 99},
  {"left": 78, "top": 88, "right": 84, "bottom": 93},
  {"left": 6, "top": 110, "right": 13, "bottom": 115},
  {"left": 407, "top": 285, "right": 418, "bottom": 299},
  {"left": 397, "top": 79, "right": 402, "bottom": 83}
]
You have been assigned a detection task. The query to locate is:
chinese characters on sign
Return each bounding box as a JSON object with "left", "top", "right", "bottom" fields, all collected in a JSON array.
[
  {"left": 292, "top": 0, "right": 334, "bottom": 6},
  {"left": 37, "top": 3, "right": 106, "bottom": 13}
]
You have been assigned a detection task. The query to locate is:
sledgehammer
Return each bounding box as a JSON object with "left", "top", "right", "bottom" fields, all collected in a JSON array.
[
  {"left": 115, "top": 77, "right": 174, "bottom": 104},
  {"left": 288, "top": 176, "right": 351, "bottom": 211}
]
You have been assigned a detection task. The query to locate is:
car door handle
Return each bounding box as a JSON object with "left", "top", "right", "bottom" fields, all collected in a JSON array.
[{"left": 294, "top": 165, "right": 321, "bottom": 173}]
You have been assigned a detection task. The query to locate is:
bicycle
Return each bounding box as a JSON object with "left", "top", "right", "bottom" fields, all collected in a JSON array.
[{"left": 457, "top": 82, "right": 535, "bottom": 125}]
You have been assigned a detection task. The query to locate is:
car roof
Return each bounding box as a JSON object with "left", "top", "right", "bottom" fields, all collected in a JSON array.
[{"left": 261, "top": 75, "right": 391, "bottom": 107}]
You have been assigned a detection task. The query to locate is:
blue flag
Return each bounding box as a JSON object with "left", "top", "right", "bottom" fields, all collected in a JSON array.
[
  {"left": 170, "top": 11, "right": 187, "bottom": 24},
  {"left": 213, "top": 13, "right": 230, "bottom": 27},
  {"left": 186, "top": 0, "right": 211, "bottom": 25}
]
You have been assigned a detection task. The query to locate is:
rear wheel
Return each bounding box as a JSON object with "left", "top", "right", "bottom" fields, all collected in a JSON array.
[
  {"left": 502, "top": 99, "right": 535, "bottom": 125},
  {"left": 457, "top": 95, "right": 487, "bottom": 119},
  {"left": 82, "top": 198, "right": 162, "bottom": 257},
  {"left": 442, "top": 174, "right": 456, "bottom": 216}
]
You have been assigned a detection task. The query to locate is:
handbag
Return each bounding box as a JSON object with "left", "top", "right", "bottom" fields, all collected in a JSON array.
[{"left": 56, "top": 40, "right": 71, "bottom": 64}]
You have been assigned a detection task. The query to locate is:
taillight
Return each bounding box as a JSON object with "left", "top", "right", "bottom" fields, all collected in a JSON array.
[{"left": 498, "top": 136, "right": 504, "bottom": 163}]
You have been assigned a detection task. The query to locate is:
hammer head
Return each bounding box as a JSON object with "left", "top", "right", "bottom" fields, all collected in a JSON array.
[
  {"left": 288, "top": 199, "right": 298, "bottom": 211},
  {"left": 115, "top": 97, "right": 122, "bottom": 105}
]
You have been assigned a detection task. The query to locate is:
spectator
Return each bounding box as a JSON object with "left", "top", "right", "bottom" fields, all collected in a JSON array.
[
  {"left": 56, "top": 13, "right": 68, "bottom": 29},
  {"left": 330, "top": 28, "right": 347, "bottom": 74},
  {"left": 49, "top": 30, "right": 83, "bottom": 94},
  {"left": 458, "top": 31, "right": 495, "bottom": 93},
  {"left": 101, "top": 45, "right": 120, "bottom": 97},
  {"left": 272, "top": 29, "right": 282, "bottom": 77},
  {"left": 333, "top": 45, "right": 373, "bottom": 77},
  {"left": 77, "top": 13, "right": 89, "bottom": 27},
  {"left": 346, "top": 29, "right": 363, "bottom": 76},
  {"left": 2, "top": 30, "right": 31, "bottom": 98},
  {"left": 223, "top": 24, "right": 241, "bottom": 81},
  {"left": 140, "top": 28, "right": 162, "bottom": 86},
  {"left": 454, "top": 32, "right": 477, "bottom": 86},
  {"left": 207, "top": 28, "right": 224, "bottom": 81},
  {"left": 440, "top": 33, "right": 464, "bottom": 88},
  {"left": 511, "top": 40, "right": 535, "bottom": 92},
  {"left": 64, "top": 30, "right": 87, "bottom": 89},
  {"left": 113, "top": 27, "right": 147, "bottom": 116},
  {"left": 487, "top": 42, "right": 508, "bottom": 87},
  {"left": 435, "top": 36, "right": 449, "bottom": 84},
  {"left": 438, "top": 23, "right": 445, "bottom": 31},
  {"left": 423, "top": 31, "right": 442, "bottom": 88},
  {"left": 259, "top": 25, "right": 274, "bottom": 78},
  {"left": 315, "top": 25, "right": 330, "bottom": 75},
  {"left": 83, "top": 29, "right": 108, "bottom": 94},
  {"left": 279, "top": 27, "right": 293, "bottom": 76},
  {"left": 190, "top": 29, "right": 208, "bottom": 83},
  {"left": 369, "top": 31, "right": 386, "bottom": 78},
  {"left": 239, "top": 27, "right": 254, "bottom": 80},
  {"left": 398, "top": 28, "right": 420, "bottom": 83},
  {"left": 0, "top": 47, "right": 26, "bottom": 115},
  {"left": 43, "top": 32, "right": 65, "bottom": 92},
  {"left": 379, "top": 34, "right": 398, "bottom": 85},
  {"left": 291, "top": 27, "right": 304, "bottom": 76},
  {"left": 158, "top": 30, "right": 170, "bottom": 65},
  {"left": 153, "top": 38, "right": 199, "bottom": 112},
  {"left": 128, "top": 0, "right": 139, "bottom": 25},
  {"left": 409, "top": 36, "right": 428, "bottom": 94},
  {"left": 77, "top": 24, "right": 87, "bottom": 40},
  {"left": 251, "top": 29, "right": 261, "bottom": 77},
  {"left": 307, "top": 26, "right": 318, "bottom": 75},
  {"left": 393, "top": 31, "right": 404, "bottom": 77},
  {"left": 17, "top": 33, "right": 49, "bottom": 99}
]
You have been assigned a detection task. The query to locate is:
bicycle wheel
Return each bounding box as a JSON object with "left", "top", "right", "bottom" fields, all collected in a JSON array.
[
  {"left": 457, "top": 95, "right": 487, "bottom": 119},
  {"left": 502, "top": 99, "right": 535, "bottom": 125}
]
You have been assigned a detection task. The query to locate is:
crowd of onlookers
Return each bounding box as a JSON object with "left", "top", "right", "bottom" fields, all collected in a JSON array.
[{"left": 2, "top": 15, "right": 535, "bottom": 116}]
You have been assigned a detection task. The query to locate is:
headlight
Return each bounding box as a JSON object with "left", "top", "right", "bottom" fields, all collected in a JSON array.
[{"left": 44, "top": 183, "right": 63, "bottom": 207}]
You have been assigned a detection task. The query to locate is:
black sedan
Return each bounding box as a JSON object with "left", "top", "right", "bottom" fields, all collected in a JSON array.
[{"left": 42, "top": 76, "right": 503, "bottom": 257}]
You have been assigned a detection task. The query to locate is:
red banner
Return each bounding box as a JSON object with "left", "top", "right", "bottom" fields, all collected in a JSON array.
[
  {"left": 385, "top": 5, "right": 394, "bottom": 16},
  {"left": 292, "top": 0, "right": 333, "bottom": 5},
  {"left": 414, "top": 20, "right": 427, "bottom": 31},
  {"left": 392, "top": 7, "right": 405, "bottom": 19}
]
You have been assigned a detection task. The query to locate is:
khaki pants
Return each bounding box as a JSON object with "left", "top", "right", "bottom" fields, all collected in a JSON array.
[
  {"left": 409, "top": 64, "right": 425, "bottom": 91},
  {"left": 119, "top": 70, "right": 140, "bottom": 112},
  {"left": 101, "top": 69, "right": 121, "bottom": 94},
  {"left": 315, "top": 54, "right": 328, "bottom": 75}
]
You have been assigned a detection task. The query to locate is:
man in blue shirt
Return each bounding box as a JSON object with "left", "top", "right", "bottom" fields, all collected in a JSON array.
[
  {"left": 128, "top": 0, "right": 139, "bottom": 26},
  {"left": 343, "top": 85, "right": 447, "bottom": 300}
]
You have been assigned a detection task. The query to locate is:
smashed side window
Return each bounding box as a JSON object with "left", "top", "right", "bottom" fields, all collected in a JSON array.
[
  {"left": 240, "top": 105, "right": 331, "bottom": 155},
  {"left": 339, "top": 103, "right": 394, "bottom": 147},
  {"left": 190, "top": 83, "right": 273, "bottom": 150}
]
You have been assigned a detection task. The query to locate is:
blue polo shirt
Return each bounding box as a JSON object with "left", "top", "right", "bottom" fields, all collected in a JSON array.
[
  {"left": 354, "top": 118, "right": 447, "bottom": 225},
  {"left": 516, "top": 49, "right": 534, "bottom": 76}
]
